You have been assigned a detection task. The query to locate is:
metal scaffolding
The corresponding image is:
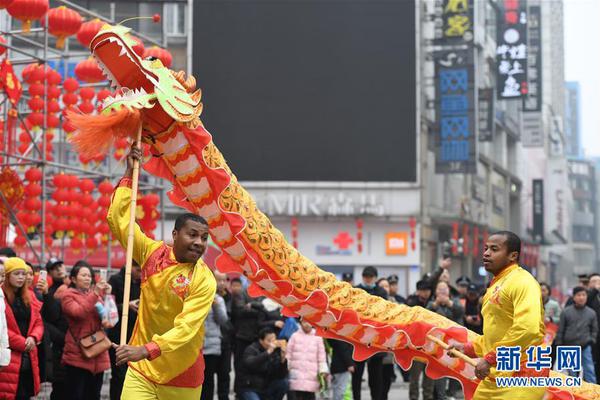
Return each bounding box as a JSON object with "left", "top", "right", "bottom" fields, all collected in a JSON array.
[{"left": 0, "top": 0, "right": 169, "bottom": 274}]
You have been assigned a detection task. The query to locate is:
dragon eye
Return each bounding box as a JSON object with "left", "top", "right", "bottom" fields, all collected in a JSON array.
[{"left": 145, "top": 56, "right": 158, "bottom": 61}]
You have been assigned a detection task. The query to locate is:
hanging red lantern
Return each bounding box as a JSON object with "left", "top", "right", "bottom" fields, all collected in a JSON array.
[
  {"left": 27, "top": 96, "right": 44, "bottom": 111},
  {"left": 92, "top": 153, "right": 105, "bottom": 163},
  {"left": 0, "top": 36, "right": 6, "bottom": 56},
  {"left": 130, "top": 35, "right": 145, "bottom": 57},
  {"left": 0, "top": 0, "right": 14, "bottom": 10},
  {"left": 7, "top": 0, "right": 49, "bottom": 33},
  {"left": 143, "top": 46, "right": 173, "bottom": 68},
  {"left": 47, "top": 99, "right": 60, "bottom": 113},
  {"left": 95, "top": 88, "right": 111, "bottom": 103},
  {"left": 14, "top": 235, "right": 27, "bottom": 247},
  {"left": 25, "top": 167, "right": 42, "bottom": 182},
  {"left": 63, "top": 77, "right": 78, "bottom": 92},
  {"left": 62, "top": 92, "right": 78, "bottom": 106},
  {"left": 22, "top": 63, "right": 43, "bottom": 83},
  {"left": 47, "top": 113, "right": 59, "bottom": 128},
  {"left": 24, "top": 197, "right": 41, "bottom": 211},
  {"left": 47, "top": 85, "right": 61, "bottom": 99},
  {"left": 52, "top": 173, "right": 68, "bottom": 188},
  {"left": 45, "top": 69, "right": 62, "bottom": 85},
  {"left": 24, "top": 182, "right": 42, "bottom": 197},
  {"left": 44, "top": 6, "right": 82, "bottom": 49},
  {"left": 85, "top": 236, "right": 97, "bottom": 250},
  {"left": 98, "top": 180, "right": 113, "bottom": 195},
  {"left": 70, "top": 236, "right": 82, "bottom": 251},
  {"left": 18, "top": 130, "right": 30, "bottom": 144},
  {"left": 78, "top": 101, "right": 94, "bottom": 114},
  {"left": 76, "top": 18, "right": 104, "bottom": 48},
  {"left": 79, "top": 178, "right": 94, "bottom": 193},
  {"left": 98, "top": 195, "right": 110, "bottom": 208},
  {"left": 26, "top": 112, "right": 44, "bottom": 127},
  {"left": 28, "top": 82, "right": 44, "bottom": 97},
  {"left": 79, "top": 87, "right": 95, "bottom": 101},
  {"left": 51, "top": 189, "right": 67, "bottom": 202},
  {"left": 74, "top": 57, "right": 104, "bottom": 83}
]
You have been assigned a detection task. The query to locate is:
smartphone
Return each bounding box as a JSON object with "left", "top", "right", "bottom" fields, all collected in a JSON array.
[
  {"left": 99, "top": 269, "right": 107, "bottom": 282},
  {"left": 39, "top": 270, "right": 47, "bottom": 281}
]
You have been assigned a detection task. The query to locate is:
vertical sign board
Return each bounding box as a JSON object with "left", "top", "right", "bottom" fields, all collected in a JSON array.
[
  {"left": 532, "top": 179, "right": 544, "bottom": 243},
  {"left": 435, "top": 49, "right": 476, "bottom": 174},
  {"left": 523, "top": 5, "right": 541, "bottom": 111},
  {"left": 496, "top": 0, "right": 528, "bottom": 99},
  {"left": 433, "top": 0, "right": 475, "bottom": 45},
  {"left": 478, "top": 88, "right": 495, "bottom": 142}
]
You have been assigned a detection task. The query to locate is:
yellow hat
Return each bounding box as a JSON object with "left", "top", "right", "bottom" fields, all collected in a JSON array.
[{"left": 4, "top": 257, "right": 28, "bottom": 275}]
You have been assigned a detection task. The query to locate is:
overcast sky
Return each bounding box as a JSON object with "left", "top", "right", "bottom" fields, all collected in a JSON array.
[{"left": 564, "top": 0, "right": 600, "bottom": 156}]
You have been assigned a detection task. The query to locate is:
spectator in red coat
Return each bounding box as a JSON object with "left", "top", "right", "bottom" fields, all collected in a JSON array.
[
  {"left": 0, "top": 257, "right": 44, "bottom": 400},
  {"left": 61, "top": 261, "right": 112, "bottom": 400}
]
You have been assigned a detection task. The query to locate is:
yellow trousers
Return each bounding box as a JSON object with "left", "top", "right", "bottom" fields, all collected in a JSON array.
[{"left": 121, "top": 367, "right": 202, "bottom": 400}]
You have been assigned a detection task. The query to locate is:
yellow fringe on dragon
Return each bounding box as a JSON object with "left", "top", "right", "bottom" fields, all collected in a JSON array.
[{"left": 67, "top": 23, "right": 600, "bottom": 400}]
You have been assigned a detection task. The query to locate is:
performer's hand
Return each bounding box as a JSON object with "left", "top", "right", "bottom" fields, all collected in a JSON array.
[
  {"left": 125, "top": 144, "right": 143, "bottom": 178},
  {"left": 113, "top": 344, "right": 149, "bottom": 366},
  {"left": 475, "top": 359, "right": 491, "bottom": 380}
]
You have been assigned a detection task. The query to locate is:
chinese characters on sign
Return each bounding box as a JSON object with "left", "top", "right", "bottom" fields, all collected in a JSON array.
[
  {"left": 496, "top": 0, "right": 528, "bottom": 99},
  {"left": 435, "top": 49, "right": 476, "bottom": 174},
  {"left": 478, "top": 88, "right": 495, "bottom": 142},
  {"left": 523, "top": 5, "right": 541, "bottom": 111},
  {"left": 433, "top": 0, "right": 474, "bottom": 44},
  {"left": 496, "top": 345, "right": 581, "bottom": 373}
]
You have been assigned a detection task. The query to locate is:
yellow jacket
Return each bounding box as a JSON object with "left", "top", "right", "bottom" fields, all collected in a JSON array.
[
  {"left": 107, "top": 181, "right": 216, "bottom": 387},
  {"left": 470, "top": 263, "right": 546, "bottom": 399}
]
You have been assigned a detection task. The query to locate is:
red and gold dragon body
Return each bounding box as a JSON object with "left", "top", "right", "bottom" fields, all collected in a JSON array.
[{"left": 67, "top": 24, "right": 600, "bottom": 400}]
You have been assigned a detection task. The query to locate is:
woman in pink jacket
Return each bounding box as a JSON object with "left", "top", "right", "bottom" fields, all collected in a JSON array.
[
  {"left": 61, "top": 261, "right": 111, "bottom": 400},
  {"left": 286, "top": 320, "right": 329, "bottom": 400}
]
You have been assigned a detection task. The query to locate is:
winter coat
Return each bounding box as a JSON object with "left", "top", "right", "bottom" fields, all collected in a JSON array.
[
  {"left": 0, "top": 296, "right": 44, "bottom": 400},
  {"left": 287, "top": 329, "right": 328, "bottom": 392},
  {"left": 327, "top": 339, "right": 354, "bottom": 374},
  {"left": 0, "top": 291, "right": 10, "bottom": 367},
  {"left": 238, "top": 341, "right": 287, "bottom": 392},
  {"left": 60, "top": 288, "right": 110, "bottom": 374},
  {"left": 203, "top": 294, "right": 229, "bottom": 355},
  {"left": 232, "top": 293, "right": 267, "bottom": 342},
  {"left": 107, "top": 267, "right": 140, "bottom": 344},
  {"left": 41, "top": 280, "right": 69, "bottom": 383}
]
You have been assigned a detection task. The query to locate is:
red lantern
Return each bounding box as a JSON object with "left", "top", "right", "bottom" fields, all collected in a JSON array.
[
  {"left": 45, "top": 6, "right": 82, "bottom": 48},
  {"left": 62, "top": 92, "right": 78, "bottom": 106},
  {"left": 7, "top": 0, "right": 49, "bottom": 33},
  {"left": 47, "top": 114, "right": 59, "bottom": 129},
  {"left": 0, "top": 36, "right": 6, "bottom": 56},
  {"left": 98, "top": 195, "right": 110, "bottom": 208},
  {"left": 22, "top": 63, "right": 43, "bottom": 83},
  {"left": 70, "top": 236, "right": 82, "bottom": 251},
  {"left": 79, "top": 87, "right": 95, "bottom": 101},
  {"left": 143, "top": 46, "right": 173, "bottom": 68},
  {"left": 0, "top": 0, "right": 14, "bottom": 10},
  {"left": 47, "top": 85, "right": 61, "bottom": 99},
  {"left": 98, "top": 180, "right": 113, "bottom": 195},
  {"left": 96, "top": 89, "right": 111, "bottom": 102},
  {"left": 63, "top": 77, "right": 78, "bottom": 92},
  {"left": 28, "top": 82, "right": 44, "bottom": 97},
  {"left": 78, "top": 100, "right": 94, "bottom": 114},
  {"left": 26, "top": 112, "right": 44, "bottom": 127},
  {"left": 46, "top": 69, "right": 62, "bottom": 85},
  {"left": 24, "top": 183, "right": 42, "bottom": 197},
  {"left": 52, "top": 173, "right": 68, "bottom": 188},
  {"left": 24, "top": 197, "right": 41, "bottom": 211},
  {"left": 131, "top": 35, "right": 145, "bottom": 57},
  {"left": 47, "top": 99, "right": 60, "bottom": 113},
  {"left": 14, "top": 235, "right": 27, "bottom": 247},
  {"left": 27, "top": 96, "right": 44, "bottom": 111},
  {"left": 79, "top": 178, "right": 94, "bottom": 193},
  {"left": 25, "top": 167, "right": 42, "bottom": 181},
  {"left": 76, "top": 18, "right": 104, "bottom": 48},
  {"left": 85, "top": 236, "right": 97, "bottom": 250},
  {"left": 74, "top": 57, "right": 104, "bottom": 83}
]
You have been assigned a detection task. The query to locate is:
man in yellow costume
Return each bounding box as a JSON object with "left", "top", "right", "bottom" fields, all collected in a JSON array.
[
  {"left": 108, "top": 146, "right": 216, "bottom": 400},
  {"left": 449, "top": 231, "right": 546, "bottom": 399}
]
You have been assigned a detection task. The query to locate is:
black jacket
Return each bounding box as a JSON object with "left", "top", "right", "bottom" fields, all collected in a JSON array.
[
  {"left": 231, "top": 293, "right": 269, "bottom": 343},
  {"left": 107, "top": 267, "right": 141, "bottom": 343},
  {"left": 238, "top": 341, "right": 287, "bottom": 392},
  {"left": 40, "top": 279, "right": 69, "bottom": 383},
  {"left": 328, "top": 339, "right": 354, "bottom": 374},
  {"left": 355, "top": 283, "right": 388, "bottom": 300}
]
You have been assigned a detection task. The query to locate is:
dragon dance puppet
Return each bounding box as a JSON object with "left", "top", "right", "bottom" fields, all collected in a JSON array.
[{"left": 66, "top": 24, "right": 600, "bottom": 400}]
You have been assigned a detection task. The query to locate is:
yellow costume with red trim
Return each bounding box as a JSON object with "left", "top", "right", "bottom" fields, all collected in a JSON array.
[
  {"left": 107, "top": 179, "right": 216, "bottom": 399},
  {"left": 465, "top": 264, "right": 546, "bottom": 399}
]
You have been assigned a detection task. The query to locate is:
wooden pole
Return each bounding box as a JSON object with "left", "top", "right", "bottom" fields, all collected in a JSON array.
[
  {"left": 426, "top": 334, "right": 478, "bottom": 367},
  {"left": 120, "top": 126, "right": 142, "bottom": 345}
]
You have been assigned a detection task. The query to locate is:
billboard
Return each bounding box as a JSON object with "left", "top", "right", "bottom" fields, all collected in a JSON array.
[
  {"left": 192, "top": 0, "right": 417, "bottom": 182},
  {"left": 478, "top": 88, "right": 495, "bottom": 142},
  {"left": 496, "top": 0, "right": 528, "bottom": 99},
  {"left": 434, "top": 49, "right": 476, "bottom": 174},
  {"left": 433, "top": 0, "right": 474, "bottom": 45},
  {"left": 523, "top": 5, "right": 541, "bottom": 111}
]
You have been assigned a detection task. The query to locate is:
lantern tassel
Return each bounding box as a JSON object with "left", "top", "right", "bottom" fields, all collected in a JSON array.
[
  {"left": 22, "top": 20, "right": 31, "bottom": 33},
  {"left": 56, "top": 37, "right": 65, "bottom": 49}
]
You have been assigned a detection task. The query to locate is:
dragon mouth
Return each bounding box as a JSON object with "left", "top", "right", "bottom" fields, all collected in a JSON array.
[{"left": 90, "top": 32, "right": 157, "bottom": 104}]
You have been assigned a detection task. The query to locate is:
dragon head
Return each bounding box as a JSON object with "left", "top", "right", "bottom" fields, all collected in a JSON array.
[{"left": 68, "top": 24, "right": 203, "bottom": 156}]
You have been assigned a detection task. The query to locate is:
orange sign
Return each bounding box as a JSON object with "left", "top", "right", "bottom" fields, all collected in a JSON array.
[{"left": 385, "top": 232, "right": 408, "bottom": 255}]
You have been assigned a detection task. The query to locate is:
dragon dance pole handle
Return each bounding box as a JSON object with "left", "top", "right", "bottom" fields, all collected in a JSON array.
[
  {"left": 426, "top": 334, "right": 478, "bottom": 368},
  {"left": 120, "top": 126, "right": 142, "bottom": 345}
]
